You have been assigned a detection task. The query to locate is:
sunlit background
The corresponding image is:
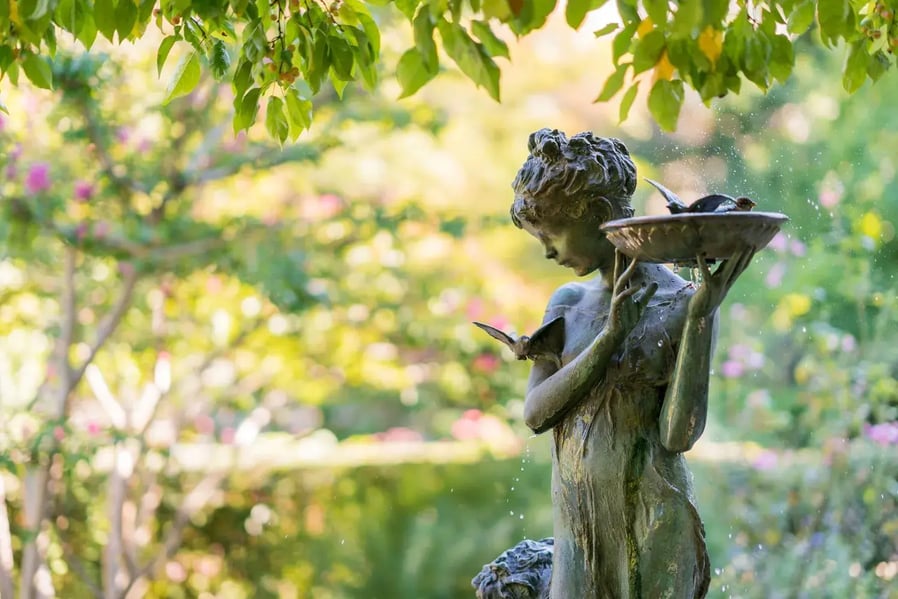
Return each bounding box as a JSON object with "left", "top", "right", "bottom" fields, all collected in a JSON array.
[{"left": 1, "top": 4, "right": 897, "bottom": 598}]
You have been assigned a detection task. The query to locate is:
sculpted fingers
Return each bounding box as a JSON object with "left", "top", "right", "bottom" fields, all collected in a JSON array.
[{"left": 638, "top": 282, "right": 659, "bottom": 310}]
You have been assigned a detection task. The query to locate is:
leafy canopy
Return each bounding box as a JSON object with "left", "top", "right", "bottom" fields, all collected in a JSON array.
[{"left": 1, "top": 0, "right": 897, "bottom": 133}]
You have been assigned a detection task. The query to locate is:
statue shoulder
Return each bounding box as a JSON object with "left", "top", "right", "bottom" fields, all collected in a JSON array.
[{"left": 546, "top": 282, "right": 587, "bottom": 311}]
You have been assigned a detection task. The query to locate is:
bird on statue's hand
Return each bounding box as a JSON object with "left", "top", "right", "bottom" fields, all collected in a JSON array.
[{"left": 646, "top": 178, "right": 756, "bottom": 214}]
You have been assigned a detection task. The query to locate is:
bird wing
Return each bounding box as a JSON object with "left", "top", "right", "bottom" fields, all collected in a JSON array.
[
  {"left": 688, "top": 194, "right": 735, "bottom": 213},
  {"left": 526, "top": 316, "right": 565, "bottom": 363},
  {"left": 645, "top": 178, "right": 687, "bottom": 213},
  {"left": 473, "top": 321, "right": 517, "bottom": 351}
]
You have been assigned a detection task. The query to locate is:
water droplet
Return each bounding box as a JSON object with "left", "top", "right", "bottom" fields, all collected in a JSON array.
[
  {"left": 510, "top": 511, "right": 515, "bottom": 516},
  {"left": 714, "top": 568, "right": 722, "bottom": 576},
  {"left": 657, "top": 340, "right": 663, "bottom": 347},
  {"left": 757, "top": 544, "right": 763, "bottom": 551},
  {"left": 519, "top": 514, "right": 524, "bottom": 520},
  {"left": 511, "top": 486, "right": 515, "bottom": 491},
  {"left": 341, "top": 539, "right": 345, "bottom": 545}
]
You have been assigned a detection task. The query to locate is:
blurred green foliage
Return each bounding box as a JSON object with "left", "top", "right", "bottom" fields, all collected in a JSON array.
[{"left": 1, "top": 6, "right": 898, "bottom": 598}]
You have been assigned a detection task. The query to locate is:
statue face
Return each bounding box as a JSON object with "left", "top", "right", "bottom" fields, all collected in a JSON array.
[{"left": 519, "top": 213, "right": 615, "bottom": 277}]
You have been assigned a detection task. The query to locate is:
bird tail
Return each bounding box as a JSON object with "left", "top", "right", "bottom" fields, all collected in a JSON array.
[{"left": 645, "top": 178, "right": 687, "bottom": 214}]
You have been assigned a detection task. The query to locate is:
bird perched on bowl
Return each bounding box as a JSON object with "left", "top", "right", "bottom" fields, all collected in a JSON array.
[
  {"left": 473, "top": 316, "right": 565, "bottom": 369},
  {"left": 646, "top": 178, "right": 756, "bottom": 214}
]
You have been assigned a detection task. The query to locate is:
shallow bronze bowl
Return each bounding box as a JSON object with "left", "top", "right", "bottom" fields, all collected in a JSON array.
[{"left": 601, "top": 212, "right": 790, "bottom": 265}]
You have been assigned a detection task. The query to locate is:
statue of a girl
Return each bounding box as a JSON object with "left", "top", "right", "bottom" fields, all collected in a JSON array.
[{"left": 475, "top": 129, "right": 755, "bottom": 599}]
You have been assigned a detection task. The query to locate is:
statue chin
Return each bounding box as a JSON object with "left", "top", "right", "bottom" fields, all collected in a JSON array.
[{"left": 471, "top": 538, "right": 554, "bottom": 599}]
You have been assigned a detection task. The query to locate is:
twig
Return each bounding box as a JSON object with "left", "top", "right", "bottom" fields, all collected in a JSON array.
[
  {"left": 0, "top": 476, "right": 16, "bottom": 599},
  {"left": 69, "top": 267, "right": 140, "bottom": 392}
]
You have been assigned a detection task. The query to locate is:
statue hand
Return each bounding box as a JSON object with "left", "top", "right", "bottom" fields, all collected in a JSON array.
[
  {"left": 688, "top": 247, "right": 756, "bottom": 318},
  {"left": 607, "top": 251, "right": 657, "bottom": 342}
]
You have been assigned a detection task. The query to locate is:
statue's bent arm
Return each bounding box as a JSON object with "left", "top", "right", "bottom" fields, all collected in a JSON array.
[{"left": 523, "top": 293, "right": 624, "bottom": 435}]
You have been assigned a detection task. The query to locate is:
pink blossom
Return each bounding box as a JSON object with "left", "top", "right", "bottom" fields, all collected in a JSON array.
[
  {"left": 768, "top": 232, "right": 788, "bottom": 253},
  {"left": 863, "top": 422, "right": 898, "bottom": 446},
  {"left": 86, "top": 421, "right": 102, "bottom": 436},
  {"left": 790, "top": 240, "right": 806, "bottom": 257},
  {"left": 720, "top": 360, "right": 744, "bottom": 378},
  {"left": 745, "top": 351, "right": 765, "bottom": 369},
  {"left": 24, "top": 162, "right": 51, "bottom": 194},
  {"left": 466, "top": 298, "right": 484, "bottom": 320},
  {"left": 751, "top": 449, "right": 779, "bottom": 471},
  {"left": 93, "top": 220, "right": 110, "bottom": 239},
  {"left": 75, "top": 222, "right": 88, "bottom": 241},
  {"left": 317, "top": 194, "right": 344, "bottom": 218},
  {"left": 375, "top": 427, "right": 424, "bottom": 442},
  {"left": 118, "top": 262, "right": 135, "bottom": 278},
  {"left": 194, "top": 414, "right": 215, "bottom": 435},
  {"left": 841, "top": 335, "right": 856, "bottom": 353},
  {"left": 473, "top": 353, "right": 500, "bottom": 374},
  {"left": 0, "top": 113, "right": 5, "bottom": 131},
  {"left": 765, "top": 262, "right": 786, "bottom": 288},
  {"left": 116, "top": 127, "right": 130, "bottom": 144},
  {"left": 73, "top": 180, "right": 94, "bottom": 202},
  {"left": 219, "top": 426, "right": 236, "bottom": 445},
  {"left": 53, "top": 426, "right": 65, "bottom": 442},
  {"left": 450, "top": 409, "right": 483, "bottom": 441},
  {"left": 728, "top": 344, "right": 751, "bottom": 361},
  {"left": 4, "top": 164, "right": 15, "bottom": 180},
  {"left": 819, "top": 189, "right": 841, "bottom": 208}
]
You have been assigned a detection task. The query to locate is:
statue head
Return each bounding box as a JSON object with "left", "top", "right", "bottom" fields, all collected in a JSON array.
[
  {"left": 510, "top": 129, "right": 636, "bottom": 229},
  {"left": 509, "top": 129, "right": 637, "bottom": 276}
]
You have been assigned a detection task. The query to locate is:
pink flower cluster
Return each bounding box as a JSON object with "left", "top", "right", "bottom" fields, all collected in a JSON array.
[
  {"left": 863, "top": 421, "right": 898, "bottom": 446},
  {"left": 720, "top": 343, "right": 765, "bottom": 379}
]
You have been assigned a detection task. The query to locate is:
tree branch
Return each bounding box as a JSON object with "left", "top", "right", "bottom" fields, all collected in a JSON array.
[
  {"left": 70, "top": 268, "right": 140, "bottom": 392},
  {"left": 0, "top": 476, "right": 16, "bottom": 599}
]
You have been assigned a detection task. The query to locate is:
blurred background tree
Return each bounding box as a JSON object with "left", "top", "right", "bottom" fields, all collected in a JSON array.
[
  {"left": 1, "top": 2, "right": 898, "bottom": 599},
  {"left": 2, "top": 0, "right": 898, "bottom": 132}
]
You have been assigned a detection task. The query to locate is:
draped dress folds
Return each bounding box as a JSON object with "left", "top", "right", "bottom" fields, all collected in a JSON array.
[{"left": 546, "top": 288, "right": 711, "bottom": 599}]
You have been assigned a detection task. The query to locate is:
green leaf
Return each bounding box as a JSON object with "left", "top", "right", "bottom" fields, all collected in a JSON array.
[
  {"left": 396, "top": 48, "right": 437, "bottom": 98},
  {"left": 643, "top": 0, "right": 667, "bottom": 25},
  {"left": 328, "top": 34, "right": 354, "bottom": 81},
  {"left": 593, "top": 22, "right": 618, "bottom": 38},
  {"left": 769, "top": 34, "right": 794, "bottom": 83},
  {"left": 265, "top": 96, "right": 288, "bottom": 143},
  {"left": 632, "top": 30, "right": 666, "bottom": 74},
  {"left": 413, "top": 9, "right": 438, "bottom": 69},
  {"left": 817, "top": 0, "right": 850, "bottom": 46},
  {"left": 233, "top": 87, "right": 261, "bottom": 132},
  {"left": 866, "top": 51, "right": 890, "bottom": 82},
  {"left": 510, "top": 0, "right": 556, "bottom": 35},
  {"left": 671, "top": 0, "right": 701, "bottom": 36},
  {"left": 612, "top": 21, "right": 639, "bottom": 64},
  {"left": 115, "top": 0, "right": 137, "bottom": 40},
  {"left": 842, "top": 40, "right": 867, "bottom": 93},
  {"left": 647, "top": 78, "right": 684, "bottom": 131},
  {"left": 163, "top": 52, "right": 201, "bottom": 104},
  {"left": 619, "top": 80, "right": 639, "bottom": 122},
  {"left": 595, "top": 62, "right": 628, "bottom": 102},
  {"left": 22, "top": 53, "right": 53, "bottom": 89},
  {"left": 471, "top": 21, "right": 509, "bottom": 59},
  {"left": 210, "top": 39, "right": 231, "bottom": 80},
  {"left": 157, "top": 35, "right": 177, "bottom": 76},
  {"left": 438, "top": 20, "right": 501, "bottom": 101},
  {"left": 786, "top": 0, "right": 814, "bottom": 35},
  {"left": 94, "top": 0, "right": 117, "bottom": 41},
  {"left": 285, "top": 87, "right": 313, "bottom": 139},
  {"left": 394, "top": 0, "right": 418, "bottom": 20},
  {"left": 566, "top": 0, "right": 608, "bottom": 30}
]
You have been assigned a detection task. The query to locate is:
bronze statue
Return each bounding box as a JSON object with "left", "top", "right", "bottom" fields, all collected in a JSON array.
[{"left": 474, "top": 129, "right": 756, "bottom": 598}]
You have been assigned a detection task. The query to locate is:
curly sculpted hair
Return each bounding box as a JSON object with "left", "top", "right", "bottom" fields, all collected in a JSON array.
[{"left": 510, "top": 129, "right": 637, "bottom": 229}]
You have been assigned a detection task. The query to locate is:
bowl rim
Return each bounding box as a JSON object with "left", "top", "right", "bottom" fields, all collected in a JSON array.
[{"left": 600, "top": 211, "right": 790, "bottom": 232}]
